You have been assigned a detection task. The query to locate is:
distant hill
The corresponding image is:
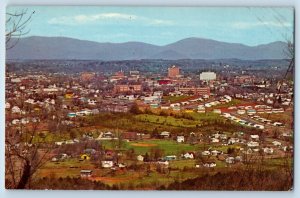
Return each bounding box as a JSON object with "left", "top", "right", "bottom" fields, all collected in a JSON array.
[{"left": 6, "top": 36, "right": 288, "bottom": 60}]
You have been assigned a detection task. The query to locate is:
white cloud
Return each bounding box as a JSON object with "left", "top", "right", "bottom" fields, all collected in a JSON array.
[
  {"left": 48, "top": 12, "right": 174, "bottom": 26},
  {"left": 232, "top": 21, "right": 292, "bottom": 29},
  {"left": 48, "top": 13, "right": 137, "bottom": 25}
]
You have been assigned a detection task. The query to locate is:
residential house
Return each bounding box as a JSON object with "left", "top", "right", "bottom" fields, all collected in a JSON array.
[
  {"left": 228, "top": 138, "right": 239, "bottom": 145},
  {"left": 211, "top": 150, "right": 222, "bottom": 156},
  {"left": 202, "top": 151, "right": 211, "bottom": 156},
  {"left": 81, "top": 154, "right": 91, "bottom": 160},
  {"left": 225, "top": 157, "right": 235, "bottom": 164},
  {"left": 157, "top": 159, "right": 169, "bottom": 166},
  {"left": 101, "top": 160, "right": 114, "bottom": 168},
  {"left": 11, "top": 106, "right": 21, "bottom": 114},
  {"left": 203, "top": 160, "right": 217, "bottom": 168},
  {"left": 80, "top": 170, "right": 93, "bottom": 178},
  {"left": 182, "top": 152, "right": 194, "bottom": 159},
  {"left": 160, "top": 131, "right": 170, "bottom": 138},
  {"left": 12, "top": 119, "right": 20, "bottom": 125},
  {"left": 118, "top": 163, "right": 127, "bottom": 168},
  {"left": 247, "top": 141, "right": 259, "bottom": 147},
  {"left": 250, "top": 134, "right": 260, "bottom": 141},
  {"left": 122, "top": 132, "right": 138, "bottom": 141},
  {"left": 211, "top": 138, "right": 220, "bottom": 143},
  {"left": 177, "top": 135, "right": 185, "bottom": 143},
  {"left": 164, "top": 155, "right": 177, "bottom": 161},
  {"left": 272, "top": 141, "right": 282, "bottom": 146},
  {"left": 263, "top": 147, "right": 274, "bottom": 154},
  {"left": 137, "top": 155, "right": 144, "bottom": 161}
]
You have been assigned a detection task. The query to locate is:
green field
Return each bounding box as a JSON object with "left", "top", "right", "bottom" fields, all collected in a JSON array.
[
  {"left": 212, "top": 99, "right": 243, "bottom": 109},
  {"left": 135, "top": 114, "right": 199, "bottom": 128}
]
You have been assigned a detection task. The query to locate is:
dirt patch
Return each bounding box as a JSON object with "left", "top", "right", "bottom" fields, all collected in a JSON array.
[
  {"left": 89, "top": 177, "right": 131, "bottom": 183},
  {"left": 130, "top": 143, "right": 157, "bottom": 147}
]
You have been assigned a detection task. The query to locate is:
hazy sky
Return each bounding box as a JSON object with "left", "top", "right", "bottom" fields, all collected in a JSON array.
[{"left": 7, "top": 6, "right": 294, "bottom": 46}]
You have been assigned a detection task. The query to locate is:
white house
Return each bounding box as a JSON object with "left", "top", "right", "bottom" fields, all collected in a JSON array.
[
  {"left": 213, "top": 109, "right": 222, "bottom": 114},
  {"left": 101, "top": 160, "right": 114, "bottom": 168},
  {"left": 182, "top": 152, "right": 194, "bottom": 159},
  {"left": 161, "top": 105, "right": 170, "bottom": 110},
  {"left": 263, "top": 147, "right": 274, "bottom": 154},
  {"left": 88, "top": 99, "right": 97, "bottom": 105},
  {"left": 160, "top": 131, "right": 170, "bottom": 138},
  {"left": 65, "top": 140, "right": 75, "bottom": 144},
  {"left": 220, "top": 134, "right": 227, "bottom": 140},
  {"left": 211, "top": 138, "right": 220, "bottom": 143},
  {"left": 228, "top": 138, "right": 239, "bottom": 144},
  {"left": 247, "top": 141, "right": 259, "bottom": 147},
  {"left": 158, "top": 160, "right": 169, "bottom": 166},
  {"left": 202, "top": 151, "right": 211, "bottom": 156},
  {"left": 250, "top": 134, "right": 260, "bottom": 141},
  {"left": 25, "top": 98, "right": 35, "bottom": 105},
  {"left": 272, "top": 141, "right": 282, "bottom": 146},
  {"left": 21, "top": 118, "right": 30, "bottom": 124},
  {"left": 211, "top": 150, "right": 222, "bottom": 156},
  {"left": 12, "top": 119, "right": 20, "bottom": 125},
  {"left": 80, "top": 170, "right": 93, "bottom": 178},
  {"left": 118, "top": 163, "right": 126, "bottom": 168},
  {"left": 203, "top": 161, "right": 217, "bottom": 168},
  {"left": 177, "top": 135, "right": 185, "bottom": 143},
  {"left": 55, "top": 141, "right": 64, "bottom": 146},
  {"left": 235, "top": 156, "right": 243, "bottom": 162},
  {"left": 226, "top": 157, "right": 235, "bottom": 164},
  {"left": 12, "top": 106, "right": 21, "bottom": 114},
  {"left": 137, "top": 155, "right": 144, "bottom": 161}
]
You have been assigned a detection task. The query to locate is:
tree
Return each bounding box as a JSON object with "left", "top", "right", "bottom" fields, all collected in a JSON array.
[
  {"left": 129, "top": 102, "right": 141, "bottom": 114},
  {"left": 150, "top": 148, "right": 164, "bottom": 161},
  {"left": 144, "top": 152, "right": 150, "bottom": 162},
  {"left": 5, "top": 111, "right": 53, "bottom": 189},
  {"left": 6, "top": 8, "right": 35, "bottom": 49},
  {"left": 6, "top": 94, "right": 54, "bottom": 189}
]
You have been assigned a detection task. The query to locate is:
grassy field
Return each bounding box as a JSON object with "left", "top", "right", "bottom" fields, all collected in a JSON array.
[
  {"left": 169, "top": 159, "right": 196, "bottom": 169},
  {"left": 35, "top": 136, "right": 293, "bottom": 189},
  {"left": 37, "top": 157, "right": 206, "bottom": 188},
  {"left": 212, "top": 99, "right": 243, "bottom": 109},
  {"left": 163, "top": 95, "right": 192, "bottom": 103},
  {"left": 37, "top": 158, "right": 96, "bottom": 178},
  {"left": 259, "top": 112, "right": 293, "bottom": 127},
  {"left": 135, "top": 114, "right": 199, "bottom": 128},
  {"left": 187, "top": 112, "right": 225, "bottom": 121}
]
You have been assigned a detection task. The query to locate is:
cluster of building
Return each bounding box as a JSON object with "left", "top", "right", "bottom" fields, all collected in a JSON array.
[{"left": 5, "top": 63, "right": 294, "bottom": 178}]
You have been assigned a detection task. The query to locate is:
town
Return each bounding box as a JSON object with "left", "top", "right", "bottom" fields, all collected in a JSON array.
[{"left": 5, "top": 60, "right": 294, "bottom": 190}]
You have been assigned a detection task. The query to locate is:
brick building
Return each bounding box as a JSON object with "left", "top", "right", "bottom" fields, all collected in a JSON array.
[
  {"left": 178, "top": 86, "right": 210, "bottom": 96},
  {"left": 168, "top": 65, "right": 180, "bottom": 78}
]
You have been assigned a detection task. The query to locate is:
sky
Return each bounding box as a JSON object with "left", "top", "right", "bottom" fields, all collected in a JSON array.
[{"left": 6, "top": 6, "right": 294, "bottom": 46}]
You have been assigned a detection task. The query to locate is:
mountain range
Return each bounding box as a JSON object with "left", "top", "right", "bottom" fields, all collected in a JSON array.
[{"left": 6, "top": 36, "right": 288, "bottom": 60}]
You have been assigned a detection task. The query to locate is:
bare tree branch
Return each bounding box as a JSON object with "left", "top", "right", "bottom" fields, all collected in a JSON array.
[{"left": 6, "top": 9, "right": 35, "bottom": 50}]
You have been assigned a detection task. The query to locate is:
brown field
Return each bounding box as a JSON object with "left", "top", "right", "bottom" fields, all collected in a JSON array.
[{"left": 130, "top": 143, "right": 157, "bottom": 147}]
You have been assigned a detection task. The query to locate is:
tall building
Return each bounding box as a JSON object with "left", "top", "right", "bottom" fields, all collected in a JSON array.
[
  {"left": 200, "top": 72, "right": 217, "bottom": 81},
  {"left": 168, "top": 65, "right": 180, "bottom": 78}
]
